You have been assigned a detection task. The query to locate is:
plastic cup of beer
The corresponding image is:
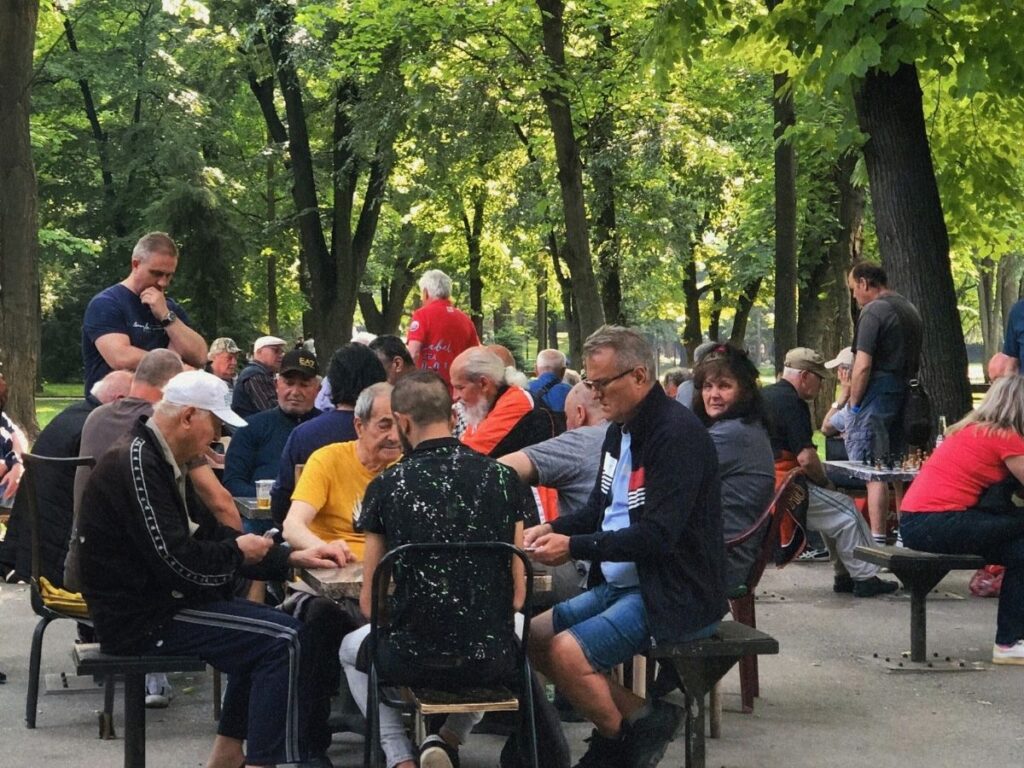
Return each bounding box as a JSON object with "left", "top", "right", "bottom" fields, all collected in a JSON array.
[{"left": 255, "top": 480, "right": 273, "bottom": 510}]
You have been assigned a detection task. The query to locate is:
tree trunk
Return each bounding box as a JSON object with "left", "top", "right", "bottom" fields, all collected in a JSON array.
[
  {"left": 830, "top": 151, "right": 864, "bottom": 348},
  {"left": 771, "top": 67, "right": 798, "bottom": 373},
  {"left": 730, "top": 277, "right": 763, "bottom": 347},
  {"left": 681, "top": 259, "right": 704, "bottom": 363},
  {"left": 0, "top": 0, "right": 41, "bottom": 435},
  {"left": 978, "top": 256, "right": 1000, "bottom": 369},
  {"left": 536, "top": 273, "right": 549, "bottom": 354},
  {"left": 461, "top": 191, "right": 486, "bottom": 338},
  {"left": 708, "top": 288, "right": 722, "bottom": 342},
  {"left": 266, "top": 150, "right": 279, "bottom": 336},
  {"left": 589, "top": 24, "right": 624, "bottom": 326},
  {"left": 999, "top": 252, "right": 1024, "bottom": 327},
  {"left": 550, "top": 235, "right": 582, "bottom": 363},
  {"left": 854, "top": 62, "right": 972, "bottom": 421},
  {"left": 536, "top": 0, "right": 605, "bottom": 340}
]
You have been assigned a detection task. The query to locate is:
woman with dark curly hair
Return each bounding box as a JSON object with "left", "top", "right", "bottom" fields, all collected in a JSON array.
[{"left": 691, "top": 345, "right": 775, "bottom": 591}]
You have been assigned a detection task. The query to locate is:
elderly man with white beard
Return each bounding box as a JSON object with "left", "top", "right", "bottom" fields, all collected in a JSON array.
[{"left": 449, "top": 347, "right": 556, "bottom": 458}]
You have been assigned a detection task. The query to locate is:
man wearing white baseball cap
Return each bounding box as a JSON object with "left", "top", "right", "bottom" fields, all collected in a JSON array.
[
  {"left": 232, "top": 335, "right": 287, "bottom": 418},
  {"left": 78, "top": 370, "right": 350, "bottom": 768}
]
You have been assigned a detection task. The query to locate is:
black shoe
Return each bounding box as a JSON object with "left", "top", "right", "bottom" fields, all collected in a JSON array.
[
  {"left": 833, "top": 575, "right": 855, "bottom": 593},
  {"left": 853, "top": 576, "right": 899, "bottom": 598},
  {"left": 625, "top": 700, "right": 682, "bottom": 768},
  {"left": 419, "top": 734, "right": 459, "bottom": 768},
  {"left": 574, "top": 728, "right": 627, "bottom": 768}
]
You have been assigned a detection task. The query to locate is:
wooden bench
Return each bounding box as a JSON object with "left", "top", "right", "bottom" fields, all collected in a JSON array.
[
  {"left": 73, "top": 644, "right": 207, "bottom": 768},
  {"left": 854, "top": 545, "right": 985, "bottom": 663},
  {"left": 651, "top": 621, "right": 779, "bottom": 768}
]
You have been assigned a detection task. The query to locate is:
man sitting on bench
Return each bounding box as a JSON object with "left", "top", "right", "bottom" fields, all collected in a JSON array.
[
  {"left": 78, "top": 371, "right": 349, "bottom": 768},
  {"left": 525, "top": 325, "right": 727, "bottom": 768}
]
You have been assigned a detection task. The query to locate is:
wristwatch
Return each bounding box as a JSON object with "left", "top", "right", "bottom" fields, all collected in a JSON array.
[
  {"left": 159, "top": 311, "right": 177, "bottom": 328},
  {"left": 831, "top": 401, "right": 842, "bottom": 410}
]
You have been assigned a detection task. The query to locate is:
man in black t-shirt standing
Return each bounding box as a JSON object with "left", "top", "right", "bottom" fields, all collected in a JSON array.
[
  {"left": 846, "top": 261, "right": 923, "bottom": 543},
  {"left": 339, "top": 371, "right": 527, "bottom": 768}
]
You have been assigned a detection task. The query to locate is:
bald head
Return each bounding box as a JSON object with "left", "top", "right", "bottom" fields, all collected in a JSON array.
[
  {"left": 565, "top": 381, "right": 605, "bottom": 430},
  {"left": 90, "top": 370, "right": 134, "bottom": 404}
]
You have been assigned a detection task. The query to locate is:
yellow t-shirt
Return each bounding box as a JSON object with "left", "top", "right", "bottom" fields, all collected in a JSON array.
[{"left": 291, "top": 441, "right": 390, "bottom": 560}]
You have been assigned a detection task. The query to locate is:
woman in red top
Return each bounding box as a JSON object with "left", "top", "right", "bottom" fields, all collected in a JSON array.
[{"left": 900, "top": 374, "right": 1024, "bottom": 664}]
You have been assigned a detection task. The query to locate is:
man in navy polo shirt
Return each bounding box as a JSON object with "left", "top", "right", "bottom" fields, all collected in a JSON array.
[{"left": 81, "top": 232, "right": 207, "bottom": 397}]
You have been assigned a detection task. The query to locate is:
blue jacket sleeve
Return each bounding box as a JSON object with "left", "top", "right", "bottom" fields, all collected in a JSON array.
[{"left": 222, "top": 423, "right": 258, "bottom": 497}]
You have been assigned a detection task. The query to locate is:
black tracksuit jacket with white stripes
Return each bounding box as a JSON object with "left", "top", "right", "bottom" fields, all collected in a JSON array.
[
  {"left": 78, "top": 418, "right": 291, "bottom": 654},
  {"left": 550, "top": 383, "right": 728, "bottom": 645}
]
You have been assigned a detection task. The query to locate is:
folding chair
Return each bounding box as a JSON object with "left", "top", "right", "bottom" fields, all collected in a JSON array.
[{"left": 364, "top": 542, "right": 539, "bottom": 768}]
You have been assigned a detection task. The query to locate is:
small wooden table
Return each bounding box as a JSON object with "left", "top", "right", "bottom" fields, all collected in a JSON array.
[{"left": 301, "top": 563, "right": 552, "bottom": 601}]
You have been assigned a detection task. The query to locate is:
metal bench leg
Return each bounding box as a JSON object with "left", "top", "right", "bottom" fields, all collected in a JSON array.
[
  {"left": 101, "top": 675, "right": 117, "bottom": 739},
  {"left": 26, "top": 616, "right": 55, "bottom": 728},
  {"left": 124, "top": 672, "right": 147, "bottom": 768},
  {"left": 890, "top": 566, "right": 949, "bottom": 664},
  {"left": 682, "top": 668, "right": 708, "bottom": 768}
]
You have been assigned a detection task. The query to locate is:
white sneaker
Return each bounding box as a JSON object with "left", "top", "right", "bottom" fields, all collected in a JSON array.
[
  {"left": 144, "top": 673, "right": 173, "bottom": 708},
  {"left": 992, "top": 640, "right": 1024, "bottom": 665}
]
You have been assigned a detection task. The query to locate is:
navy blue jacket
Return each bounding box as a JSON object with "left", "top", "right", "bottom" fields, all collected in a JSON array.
[
  {"left": 551, "top": 384, "right": 727, "bottom": 644},
  {"left": 222, "top": 407, "right": 317, "bottom": 498}
]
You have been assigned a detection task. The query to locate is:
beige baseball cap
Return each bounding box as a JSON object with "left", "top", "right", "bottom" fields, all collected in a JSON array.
[{"left": 784, "top": 347, "right": 830, "bottom": 378}]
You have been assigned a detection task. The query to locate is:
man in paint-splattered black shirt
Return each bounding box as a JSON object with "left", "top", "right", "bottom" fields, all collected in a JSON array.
[{"left": 341, "top": 370, "right": 527, "bottom": 768}]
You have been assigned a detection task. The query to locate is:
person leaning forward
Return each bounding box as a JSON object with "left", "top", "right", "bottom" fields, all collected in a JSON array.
[
  {"left": 77, "top": 370, "right": 349, "bottom": 768},
  {"left": 524, "top": 325, "right": 727, "bottom": 768}
]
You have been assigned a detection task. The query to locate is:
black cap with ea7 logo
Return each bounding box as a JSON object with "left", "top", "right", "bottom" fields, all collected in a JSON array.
[{"left": 280, "top": 349, "right": 319, "bottom": 378}]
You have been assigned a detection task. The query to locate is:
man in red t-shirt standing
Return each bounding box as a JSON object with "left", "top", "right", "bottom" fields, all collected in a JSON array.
[{"left": 406, "top": 269, "right": 480, "bottom": 386}]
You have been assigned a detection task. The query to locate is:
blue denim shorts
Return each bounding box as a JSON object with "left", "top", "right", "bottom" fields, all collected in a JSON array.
[
  {"left": 552, "top": 582, "right": 650, "bottom": 672},
  {"left": 845, "top": 373, "right": 905, "bottom": 460}
]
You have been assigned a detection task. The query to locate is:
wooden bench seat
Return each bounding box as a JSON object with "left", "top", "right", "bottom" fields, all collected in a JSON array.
[
  {"left": 854, "top": 545, "right": 985, "bottom": 663},
  {"left": 73, "top": 643, "right": 206, "bottom": 768},
  {"left": 651, "top": 620, "right": 779, "bottom": 768}
]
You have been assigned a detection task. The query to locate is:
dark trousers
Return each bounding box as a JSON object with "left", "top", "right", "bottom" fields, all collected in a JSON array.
[
  {"left": 280, "top": 592, "right": 366, "bottom": 756},
  {"left": 149, "top": 599, "right": 310, "bottom": 765},
  {"left": 901, "top": 510, "right": 1024, "bottom": 644}
]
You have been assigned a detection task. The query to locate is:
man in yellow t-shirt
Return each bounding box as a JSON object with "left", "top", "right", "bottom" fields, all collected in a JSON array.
[{"left": 283, "top": 382, "right": 400, "bottom": 558}]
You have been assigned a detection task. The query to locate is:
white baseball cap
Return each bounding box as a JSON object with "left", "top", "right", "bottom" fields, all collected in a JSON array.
[
  {"left": 253, "top": 335, "right": 286, "bottom": 354},
  {"left": 825, "top": 347, "right": 855, "bottom": 369},
  {"left": 162, "top": 370, "right": 248, "bottom": 428}
]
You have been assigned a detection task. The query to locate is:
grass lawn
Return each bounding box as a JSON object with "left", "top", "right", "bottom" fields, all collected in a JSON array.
[{"left": 35, "top": 398, "right": 80, "bottom": 430}]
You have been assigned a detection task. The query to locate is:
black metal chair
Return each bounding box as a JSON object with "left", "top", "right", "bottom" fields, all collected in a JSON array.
[
  {"left": 364, "top": 541, "right": 539, "bottom": 768},
  {"left": 21, "top": 453, "right": 102, "bottom": 729}
]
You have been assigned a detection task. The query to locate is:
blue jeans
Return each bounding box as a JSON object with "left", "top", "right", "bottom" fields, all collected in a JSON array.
[
  {"left": 901, "top": 510, "right": 1024, "bottom": 645},
  {"left": 147, "top": 599, "right": 312, "bottom": 765},
  {"left": 552, "top": 582, "right": 651, "bottom": 671},
  {"left": 845, "top": 372, "right": 906, "bottom": 460}
]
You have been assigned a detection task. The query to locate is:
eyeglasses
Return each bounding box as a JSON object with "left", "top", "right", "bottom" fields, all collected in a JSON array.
[{"left": 583, "top": 367, "right": 637, "bottom": 392}]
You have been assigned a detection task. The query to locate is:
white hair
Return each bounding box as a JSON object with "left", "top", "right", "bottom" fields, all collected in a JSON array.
[
  {"left": 419, "top": 269, "right": 452, "bottom": 300},
  {"left": 459, "top": 348, "right": 506, "bottom": 386},
  {"left": 506, "top": 367, "right": 530, "bottom": 389},
  {"left": 536, "top": 348, "right": 567, "bottom": 374},
  {"left": 351, "top": 331, "right": 377, "bottom": 345}
]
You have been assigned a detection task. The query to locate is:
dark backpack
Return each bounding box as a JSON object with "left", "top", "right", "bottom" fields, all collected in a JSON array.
[
  {"left": 902, "top": 377, "right": 933, "bottom": 448},
  {"left": 532, "top": 378, "right": 567, "bottom": 436}
]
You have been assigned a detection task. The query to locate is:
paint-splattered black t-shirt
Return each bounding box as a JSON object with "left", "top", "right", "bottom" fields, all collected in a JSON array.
[{"left": 359, "top": 437, "right": 526, "bottom": 664}]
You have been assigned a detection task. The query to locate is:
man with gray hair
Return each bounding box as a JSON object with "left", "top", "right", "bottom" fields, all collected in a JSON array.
[
  {"left": 66, "top": 349, "right": 244, "bottom": 710},
  {"left": 451, "top": 347, "right": 556, "bottom": 458},
  {"left": 406, "top": 269, "right": 479, "bottom": 387},
  {"left": 81, "top": 231, "right": 208, "bottom": 396},
  {"left": 77, "top": 370, "right": 349, "bottom": 768},
  {"left": 524, "top": 325, "right": 726, "bottom": 767},
  {"left": 529, "top": 348, "right": 572, "bottom": 413},
  {"left": 283, "top": 382, "right": 399, "bottom": 561}
]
